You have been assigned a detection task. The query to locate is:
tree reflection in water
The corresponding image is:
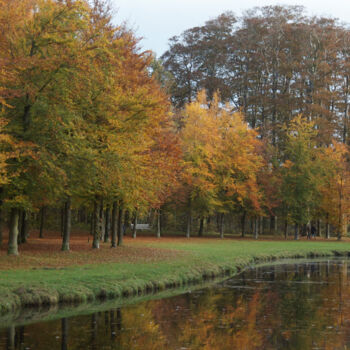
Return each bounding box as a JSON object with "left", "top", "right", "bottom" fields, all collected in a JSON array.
[{"left": 1, "top": 260, "right": 350, "bottom": 349}]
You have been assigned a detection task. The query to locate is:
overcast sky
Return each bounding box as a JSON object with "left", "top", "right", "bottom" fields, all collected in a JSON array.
[{"left": 111, "top": 0, "right": 350, "bottom": 56}]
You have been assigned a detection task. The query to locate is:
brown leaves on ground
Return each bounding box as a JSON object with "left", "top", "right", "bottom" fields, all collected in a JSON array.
[
  {"left": 0, "top": 230, "right": 347, "bottom": 271},
  {"left": 0, "top": 230, "right": 188, "bottom": 270}
]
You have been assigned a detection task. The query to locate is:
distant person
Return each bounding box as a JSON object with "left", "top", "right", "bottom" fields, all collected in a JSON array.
[{"left": 311, "top": 225, "right": 316, "bottom": 239}]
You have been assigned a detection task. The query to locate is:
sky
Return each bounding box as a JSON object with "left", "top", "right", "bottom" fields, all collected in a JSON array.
[{"left": 110, "top": 0, "right": 350, "bottom": 57}]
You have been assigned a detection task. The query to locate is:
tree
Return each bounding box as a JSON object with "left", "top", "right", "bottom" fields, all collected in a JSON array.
[
  {"left": 180, "top": 91, "right": 263, "bottom": 237},
  {"left": 280, "top": 115, "right": 322, "bottom": 239},
  {"left": 180, "top": 91, "right": 221, "bottom": 236},
  {"left": 319, "top": 142, "right": 350, "bottom": 240},
  {"left": 161, "top": 12, "right": 236, "bottom": 107},
  {"left": 215, "top": 105, "right": 264, "bottom": 237}
]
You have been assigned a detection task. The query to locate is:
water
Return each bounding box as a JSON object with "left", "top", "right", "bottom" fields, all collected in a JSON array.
[{"left": 1, "top": 259, "right": 349, "bottom": 349}]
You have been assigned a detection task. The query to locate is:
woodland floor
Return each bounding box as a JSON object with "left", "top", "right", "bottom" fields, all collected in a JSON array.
[{"left": 0, "top": 229, "right": 349, "bottom": 270}]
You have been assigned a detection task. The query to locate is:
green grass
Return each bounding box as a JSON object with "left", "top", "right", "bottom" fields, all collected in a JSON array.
[{"left": 1, "top": 239, "right": 350, "bottom": 316}]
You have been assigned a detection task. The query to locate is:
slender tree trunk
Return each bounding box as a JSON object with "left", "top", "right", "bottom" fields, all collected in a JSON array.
[
  {"left": 0, "top": 208, "right": 3, "bottom": 247},
  {"left": 326, "top": 214, "right": 330, "bottom": 239},
  {"left": 274, "top": 216, "right": 278, "bottom": 235},
  {"left": 60, "top": 207, "right": 64, "bottom": 237},
  {"left": 198, "top": 217, "right": 204, "bottom": 237},
  {"left": 132, "top": 210, "right": 137, "bottom": 239},
  {"left": 117, "top": 206, "right": 123, "bottom": 246},
  {"left": 61, "top": 198, "right": 71, "bottom": 251},
  {"left": 339, "top": 214, "right": 347, "bottom": 241},
  {"left": 20, "top": 209, "right": 28, "bottom": 244},
  {"left": 317, "top": 219, "right": 321, "bottom": 237},
  {"left": 111, "top": 201, "right": 117, "bottom": 248},
  {"left": 270, "top": 216, "right": 274, "bottom": 235},
  {"left": 8, "top": 208, "right": 19, "bottom": 256},
  {"left": 124, "top": 210, "right": 130, "bottom": 236},
  {"left": 241, "top": 211, "right": 246, "bottom": 237},
  {"left": 157, "top": 209, "right": 161, "bottom": 238},
  {"left": 219, "top": 213, "right": 224, "bottom": 239},
  {"left": 92, "top": 200, "right": 100, "bottom": 249},
  {"left": 104, "top": 206, "right": 110, "bottom": 243},
  {"left": 254, "top": 216, "right": 259, "bottom": 239},
  {"left": 99, "top": 199, "right": 104, "bottom": 241},
  {"left": 186, "top": 197, "right": 191, "bottom": 238},
  {"left": 39, "top": 206, "right": 45, "bottom": 238},
  {"left": 294, "top": 223, "right": 299, "bottom": 240},
  {"left": 284, "top": 220, "right": 288, "bottom": 239},
  {"left": 17, "top": 210, "right": 22, "bottom": 245},
  {"left": 260, "top": 216, "right": 264, "bottom": 235}
]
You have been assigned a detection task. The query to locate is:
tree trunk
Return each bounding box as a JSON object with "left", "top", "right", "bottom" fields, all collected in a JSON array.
[
  {"left": 157, "top": 209, "right": 161, "bottom": 238},
  {"left": 241, "top": 211, "right": 246, "bottom": 237},
  {"left": 132, "top": 210, "right": 137, "bottom": 239},
  {"left": 317, "top": 219, "right": 321, "bottom": 237},
  {"left": 339, "top": 214, "right": 347, "bottom": 241},
  {"left": 294, "top": 223, "right": 299, "bottom": 240},
  {"left": 270, "top": 216, "right": 274, "bottom": 235},
  {"left": 20, "top": 209, "right": 28, "bottom": 244},
  {"left": 99, "top": 199, "right": 104, "bottom": 241},
  {"left": 284, "top": 220, "right": 288, "bottom": 239},
  {"left": 220, "top": 213, "right": 224, "bottom": 239},
  {"left": 8, "top": 208, "right": 19, "bottom": 256},
  {"left": 60, "top": 207, "right": 64, "bottom": 237},
  {"left": 39, "top": 206, "right": 46, "bottom": 238},
  {"left": 186, "top": 197, "right": 191, "bottom": 238},
  {"left": 326, "top": 216, "right": 330, "bottom": 239},
  {"left": 254, "top": 216, "right": 259, "bottom": 239},
  {"left": 0, "top": 208, "right": 3, "bottom": 247},
  {"left": 198, "top": 217, "right": 204, "bottom": 237},
  {"left": 104, "top": 206, "right": 110, "bottom": 243},
  {"left": 117, "top": 206, "right": 123, "bottom": 246},
  {"left": 61, "top": 198, "right": 71, "bottom": 251},
  {"left": 92, "top": 200, "right": 100, "bottom": 249},
  {"left": 124, "top": 210, "right": 130, "bottom": 236},
  {"left": 111, "top": 201, "right": 117, "bottom": 248}
]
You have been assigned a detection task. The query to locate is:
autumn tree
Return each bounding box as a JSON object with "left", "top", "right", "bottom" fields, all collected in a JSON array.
[
  {"left": 181, "top": 91, "right": 221, "bottom": 237},
  {"left": 214, "top": 104, "right": 263, "bottom": 238},
  {"left": 280, "top": 116, "right": 323, "bottom": 239},
  {"left": 180, "top": 91, "right": 263, "bottom": 237},
  {"left": 319, "top": 143, "right": 350, "bottom": 240}
]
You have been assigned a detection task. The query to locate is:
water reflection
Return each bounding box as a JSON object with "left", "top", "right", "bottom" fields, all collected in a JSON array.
[{"left": 1, "top": 260, "right": 350, "bottom": 349}]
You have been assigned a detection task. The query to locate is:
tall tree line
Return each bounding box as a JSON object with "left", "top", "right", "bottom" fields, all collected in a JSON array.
[
  {"left": 1, "top": 2, "right": 350, "bottom": 255},
  {"left": 0, "top": 0, "right": 180, "bottom": 255},
  {"left": 162, "top": 6, "right": 350, "bottom": 146},
  {"left": 160, "top": 5, "right": 350, "bottom": 239}
]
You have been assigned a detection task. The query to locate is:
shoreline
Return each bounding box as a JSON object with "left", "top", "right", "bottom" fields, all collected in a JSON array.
[
  {"left": 0, "top": 256, "right": 344, "bottom": 328},
  {"left": 1, "top": 239, "right": 350, "bottom": 320}
]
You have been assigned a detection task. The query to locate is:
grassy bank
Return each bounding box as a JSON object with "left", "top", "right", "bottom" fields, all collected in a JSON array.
[{"left": 1, "top": 236, "right": 350, "bottom": 315}]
